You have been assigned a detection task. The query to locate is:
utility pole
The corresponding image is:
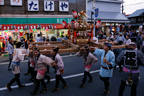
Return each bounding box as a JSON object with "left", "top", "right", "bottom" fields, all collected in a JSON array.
[
  {"left": 122, "top": 0, "right": 124, "bottom": 14},
  {"left": 92, "top": 0, "right": 96, "bottom": 37}
]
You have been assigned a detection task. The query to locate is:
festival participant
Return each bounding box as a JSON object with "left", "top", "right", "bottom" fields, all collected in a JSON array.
[
  {"left": 140, "top": 34, "right": 144, "bottom": 53},
  {"left": 31, "top": 48, "right": 56, "bottom": 95},
  {"left": 27, "top": 44, "right": 36, "bottom": 81},
  {"left": 76, "top": 46, "right": 98, "bottom": 88},
  {"left": 92, "top": 43, "right": 116, "bottom": 95},
  {"left": 106, "top": 32, "right": 115, "bottom": 42},
  {"left": 6, "top": 42, "right": 28, "bottom": 91},
  {"left": 50, "top": 47, "right": 68, "bottom": 92},
  {"left": 7, "top": 37, "right": 14, "bottom": 71},
  {"left": 116, "top": 33, "right": 126, "bottom": 45},
  {"left": 93, "top": 36, "right": 98, "bottom": 44},
  {"left": 125, "top": 35, "right": 131, "bottom": 48},
  {"left": 117, "top": 42, "right": 144, "bottom": 96}
]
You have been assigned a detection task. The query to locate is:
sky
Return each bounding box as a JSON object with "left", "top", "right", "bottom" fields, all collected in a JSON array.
[{"left": 123, "top": 0, "right": 144, "bottom": 15}]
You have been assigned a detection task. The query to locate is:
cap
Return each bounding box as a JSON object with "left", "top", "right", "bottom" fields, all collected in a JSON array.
[{"left": 104, "top": 43, "right": 112, "bottom": 47}]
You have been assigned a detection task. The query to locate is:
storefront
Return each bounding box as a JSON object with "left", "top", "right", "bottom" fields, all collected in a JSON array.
[{"left": 0, "top": 15, "right": 73, "bottom": 41}]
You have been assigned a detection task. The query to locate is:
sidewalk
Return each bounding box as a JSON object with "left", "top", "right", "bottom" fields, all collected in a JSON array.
[{"left": 0, "top": 53, "right": 9, "bottom": 63}]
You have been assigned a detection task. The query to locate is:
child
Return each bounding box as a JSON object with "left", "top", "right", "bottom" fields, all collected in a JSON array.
[
  {"left": 50, "top": 47, "right": 68, "bottom": 92},
  {"left": 31, "top": 48, "right": 56, "bottom": 95},
  {"left": 76, "top": 46, "right": 98, "bottom": 88},
  {"left": 6, "top": 42, "right": 28, "bottom": 91}
]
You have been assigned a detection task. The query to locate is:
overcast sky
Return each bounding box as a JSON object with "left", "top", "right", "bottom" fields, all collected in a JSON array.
[{"left": 123, "top": 0, "right": 144, "bottom": 15}]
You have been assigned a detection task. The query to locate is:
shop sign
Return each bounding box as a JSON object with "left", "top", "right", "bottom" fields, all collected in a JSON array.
[
  {"left": 28, "top": 0, "right": 39, "bottom": 11},
  {"left": 57, "top": 18, "right": 72, "bottom": 23},
  {"left": 0, "top": 0, "right": 4, "bottom": 5},
  {"left": 59, "top": 1, "right": 69, "bottom": 12},
  {"left": 10, "top": 0, "right": 22, "bottom": 6},
  {"left": 44, "top": 0, "right": 54, "bottom": 11}
]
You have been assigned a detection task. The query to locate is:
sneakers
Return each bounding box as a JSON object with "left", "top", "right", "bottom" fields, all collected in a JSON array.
[
  {"left": 40, "top": 88, "right": 47, "bottom": 93},
  {"left": 6, "top": 85, "right": 12, "bottom": 91},
  {"left": 80, "top": 83, "right": 85, "bottom": 88},
  {"left": 88, "top": 79, "right": 94, "bottom": 83},
  {"left": 31, "top": 91, "right": 38, "bottom": 95},
  {"left": 18, "top": 85, "right": 25, "bottom": 88},
  {"left": 29, "top": 78, "right": 35, "bottom": 81},
  {"left": 102, "top": 90, "right": 110, "bottom": 95},
  {"left": 24, "top": 72, "right": 31, "bottom": 75},
  {"left": 62, "top": 83, "right": 68, "bottom": 89},
  {"left": 51, "top": 88, "right": 59, "bottom": 92}
]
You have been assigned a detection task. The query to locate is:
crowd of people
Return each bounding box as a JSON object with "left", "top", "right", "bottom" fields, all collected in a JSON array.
[{"left": 5, "top": 29, "right": 144, "bottom": 96}]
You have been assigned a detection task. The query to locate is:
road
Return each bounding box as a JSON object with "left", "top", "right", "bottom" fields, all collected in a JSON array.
[{"left": 0, "top": 55, "right": 144, "bottom": 96}]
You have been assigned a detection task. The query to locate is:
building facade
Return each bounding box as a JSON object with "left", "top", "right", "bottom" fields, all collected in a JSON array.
[
  {"left": 0, "top": 0, "right": 86, "bottom": 40},
  {"left": 127, "top": 9, "right": 144, "bottom": 31},
  {"left": 86, "top": 0, "right": 129, "bottom": 33}
]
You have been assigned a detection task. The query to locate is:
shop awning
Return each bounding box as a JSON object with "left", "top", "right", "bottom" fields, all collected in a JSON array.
[
  {"left": 0, "top": 24, "right": 64, "bottom": 30},
  {"left": 87, "top": 11, "right": 130, "bottom": 23},
  {"left": 129, "top": 23, "right": 144, "bottom": 26},
  {"left": 0, "top": 14, "right": 72, "bottom": 24}
]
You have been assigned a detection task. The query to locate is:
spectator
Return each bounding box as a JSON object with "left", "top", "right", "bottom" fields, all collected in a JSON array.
[{"left": 51, "top": 36, "right": 57, "bottom": 41}]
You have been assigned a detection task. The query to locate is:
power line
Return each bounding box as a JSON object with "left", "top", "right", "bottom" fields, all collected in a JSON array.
[{"left": 124, "top": 2, "right": 144, "bottom": 6}]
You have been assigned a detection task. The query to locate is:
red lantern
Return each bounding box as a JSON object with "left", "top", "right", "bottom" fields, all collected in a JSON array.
[
  {"left": 95, "top": 20, "right": 101, "bottom": 29},
  {"left": 72, "top": 10, "right": 78, "bottom": 19},
  {"left": 19, "top": 32, "right": 23, "bottom": 37},
  {"left": 76, "top": 32, "right": 80, "bottom": 36},
  {"left": 71, "top": 20, "right": 76, "bottom": 29},
  {"left": 62, "top": 20, "right": 67, "bottom": 28},
  {"left": 122, "top": 25, "right": 125, "bottom": 28}
]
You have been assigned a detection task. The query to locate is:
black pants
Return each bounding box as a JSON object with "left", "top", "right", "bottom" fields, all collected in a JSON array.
[
  {"left": 7, "top": 73, "right": 22, "bottom": 87},
  {"left": 27, "top": 60, "right": 31, "bottom": 73},
  {"left": 82, "top": 71, "right": 93, "bottom": 84},
  {"left": 8, "top": 59, "right": 12, "bottom": 69},
  {"left": 118, "top": 80, "right": 138, "bottom": 96},
  {"left": 100, "top": 76, "right": 110, "bottom": 91},
  {"left": 30, "top": 68, "right": 37, "bottom": 79},
  {"left": 55, "top": 75, "right": 66, "bottom": 88},
  {"left": 34, "top": 79, "right": 47, "bottom": 92},
  {"left": 44, "top": 74, "right": 50, "bottom": 80}
]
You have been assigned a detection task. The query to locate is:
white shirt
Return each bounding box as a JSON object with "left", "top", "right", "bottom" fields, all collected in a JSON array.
[
  {"left": 93, "top": 37, "right": 98, "bottom": 43},
  {"left": 125, "top": 39, "right": 131, "bottom": 45}
]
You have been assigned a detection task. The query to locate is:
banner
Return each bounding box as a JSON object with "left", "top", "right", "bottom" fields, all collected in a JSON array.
[
  {"left": 44, "top": 0, "right": 54, "bottom": 11},
  {"left": 0, "top": 0, "right": 4, "bottom": 5},
  {"left": 28, "top": 0, "right": 39, "bottom": 11},
  {"left": 10, "top": 0, "right": 22, "bottom": 6},
  {"left": 59, "top": 1, "right": 69, "bottom": 12}
]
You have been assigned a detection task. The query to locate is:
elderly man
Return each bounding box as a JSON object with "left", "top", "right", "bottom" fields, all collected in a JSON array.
[
  {"left": 117, "top": 42, "right": 144, "bottom": 96},
  {"left": 8, "top": 37, "right": 14, "bottom": 71}
]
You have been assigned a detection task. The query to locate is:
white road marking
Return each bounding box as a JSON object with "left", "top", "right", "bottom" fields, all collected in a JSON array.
[
  {"left": 0, "top": 70, "right": 100, "bottom": 91},
  {"left": 0, "top": 55, "right": 76, "bottom": 65}
]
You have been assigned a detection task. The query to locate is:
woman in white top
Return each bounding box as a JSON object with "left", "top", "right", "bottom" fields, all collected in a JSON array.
[{"left": 6, "top": 42, "right": 27, "bottom": 91}]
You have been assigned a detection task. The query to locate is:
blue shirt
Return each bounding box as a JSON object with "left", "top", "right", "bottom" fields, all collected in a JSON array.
[
  {"left": 8, "top": 43, "right": 14, "bottom": 54},
  {"left": 94, "top": 49, "right": 116, "bottom": 77}
]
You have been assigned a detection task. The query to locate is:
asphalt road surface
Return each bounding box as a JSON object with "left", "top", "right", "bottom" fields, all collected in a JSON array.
[{"left": 0, "top": 55, "right": 144, "bottom": 96}]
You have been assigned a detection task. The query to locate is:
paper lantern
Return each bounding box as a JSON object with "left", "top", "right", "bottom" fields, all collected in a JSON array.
[
  {"left": 95, "top": 20, "right": 101, "bottom": 29},
  {"left": 72, "top": 10, "right": 78, "bottom": 19},
  {"left": 62, "top": 20, "right": 67, "bottom": 28},
  {"left": 19, "top": 32, "right": 23, "bottom": 37}
]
